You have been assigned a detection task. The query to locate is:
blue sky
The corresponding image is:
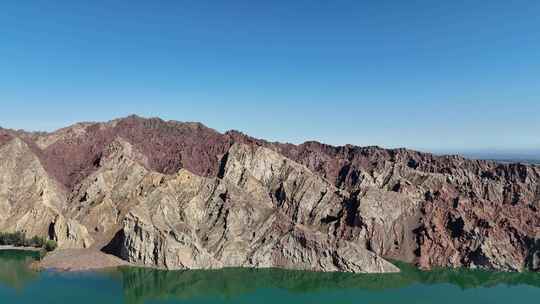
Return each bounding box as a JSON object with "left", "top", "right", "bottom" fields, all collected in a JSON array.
[{"left": 1, "top": 1, "right": 539, "bottom": 153}]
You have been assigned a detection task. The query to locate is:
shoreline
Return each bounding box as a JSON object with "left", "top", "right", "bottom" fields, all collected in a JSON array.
[
  {"left": 17, "top": 248, "right": 534, "bottom": 275},
  {"left": 0, "top": 245, "right": 43, "bottom": 252},
  {"left": 35, "top": 249, "right": 129, "bottom": 272}
]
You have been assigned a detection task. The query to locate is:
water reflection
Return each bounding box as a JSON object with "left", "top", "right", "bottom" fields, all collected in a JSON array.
[
  {"left": 118, "top": 263, "right": 540, "bottom": 304},
  {"left": 0, "top": 250, "right": 39, "bottom": 290},
  {"left": 1, "top": 251, "right": 540, "bottom": 304}
]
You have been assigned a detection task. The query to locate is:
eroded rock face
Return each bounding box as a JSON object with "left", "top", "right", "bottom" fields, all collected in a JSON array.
[
  {"left": 28, "top": 116, "right": 233, "bottom": 190},
  {"left": 276, "top": 143, "right": 540, "bottom": 271},
  {"left": 65, "top": 138, "right": 153, "bottom": 248},
  {"left": 0, "top": 138, "right": 66, "bottom": 239},
  {"left": 222, "top": 144, "right": 348, "bottom": 230},
  {"left": 117, "top": 168, "right": 398, "bottom": 273},
  {"left": 1, "top": 116, "right": 538, "bottom": 273},
  {"left": 49, "top": 215, "right": 93, "bottom": 249}
]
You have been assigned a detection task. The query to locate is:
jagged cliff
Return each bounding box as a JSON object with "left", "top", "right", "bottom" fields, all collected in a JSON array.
[{"left": 0, "top": 115, "right": 538, "bottom": 273}]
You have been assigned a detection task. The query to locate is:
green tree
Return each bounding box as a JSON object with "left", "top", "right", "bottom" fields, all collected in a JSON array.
[
  {"left": 29, "top": 236, "right": 45, "bottom": 248},
  {"left": 44, "top": 240, "right": 57, "bottom": 252}
]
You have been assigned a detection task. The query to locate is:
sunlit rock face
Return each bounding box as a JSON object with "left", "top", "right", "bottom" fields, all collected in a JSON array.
[
  {"left": 0, "top": 116, "right": 538, "bottom": 273},
  {"left": 0, "top": 137, "right": 66, "bottom": 241},
  {"left": 117, "top": 146, "right": 398, "bottom": 273}
]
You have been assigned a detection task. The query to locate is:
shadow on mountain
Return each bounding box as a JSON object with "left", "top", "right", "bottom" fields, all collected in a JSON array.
[{"left": 118, "top": 262, "right": 540, "bottom": 304}]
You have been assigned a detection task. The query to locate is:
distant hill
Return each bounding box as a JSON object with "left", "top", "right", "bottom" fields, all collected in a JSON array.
[{"left": 453, "top": 151, "right": 540, "bottom": 165}]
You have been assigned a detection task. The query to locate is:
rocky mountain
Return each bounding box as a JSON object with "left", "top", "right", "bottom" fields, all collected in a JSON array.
[{"left": 0, "top": 115, "right": 538, "bottom": 273}]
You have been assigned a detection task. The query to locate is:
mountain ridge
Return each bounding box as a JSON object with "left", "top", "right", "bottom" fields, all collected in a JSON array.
[
  {"left": 1, "top": 115, "right": 525, "bottom": 190},
  {"left": 1, "top": 115, "right": 539, "bottom": 273}
]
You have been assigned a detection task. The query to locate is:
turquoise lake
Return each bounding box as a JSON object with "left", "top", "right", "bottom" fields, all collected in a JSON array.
[{"left": 1, "top": 250, "right": 539, "bottom": 304}]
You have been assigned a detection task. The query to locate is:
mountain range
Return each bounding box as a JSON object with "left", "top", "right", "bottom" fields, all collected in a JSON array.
[{"left": 0, "top": 115, "right": 538, "bottom": 273}]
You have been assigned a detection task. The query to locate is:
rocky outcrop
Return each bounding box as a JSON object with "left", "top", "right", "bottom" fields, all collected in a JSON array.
[
  {"left": 221, "top": 144, "right": 348, "bottom": 230},
  {"left": 277, "top": 143, "right": 540, "bottom": 271},
  {"left": 65, "top": 138, "right": 153, "bottom": 247},
  {"left": 0, "top": 137, "right": 66, "bottom": 239},
  {"left": 49, "top": 215, "right": 93, "bottom": 249},
  {"left": 116, "top": 166, "right": 397, "bottom": 273},
  {"left": 25, "top": 116, "right": 232, "bottom": 190},
  {"left": 0, "top": 116, "right": 538, "bottom": 273}
]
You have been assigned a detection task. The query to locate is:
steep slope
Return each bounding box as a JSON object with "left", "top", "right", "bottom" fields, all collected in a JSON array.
[
  {"left": 223, "top": 130, "right": 540, "bottom": 271},
  {"left": 113, "top": 160, "right": 397, "bottom": 273},
  {"left": 0, "top": 137, "right": 91, "bottom": 248},
  {"left": 0, "top": 137, "right": 63, "bottom": 236},
  {"left": 275, "top": 142, "right": 540, "bottom": 271},
  {"left": 25, "top": 116, "right": 232, "bottom": 190},
  {"left": 64, "top": 137, "right": 153, "bottom": 248},
  {"left": 1, "top": 116, "right": 538, "bottom": 272}
]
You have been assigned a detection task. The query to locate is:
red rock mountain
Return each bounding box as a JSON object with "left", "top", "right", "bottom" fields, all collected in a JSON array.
[{"left": 0, "top": 115, "right": 538, "bottom": 273}]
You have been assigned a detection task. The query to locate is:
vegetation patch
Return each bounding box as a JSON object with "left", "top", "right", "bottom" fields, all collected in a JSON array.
[{"left": 0, "top": 231, "right": 57, "bottom": 252}]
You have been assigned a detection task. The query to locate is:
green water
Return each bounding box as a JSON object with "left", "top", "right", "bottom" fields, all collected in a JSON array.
[{"left": 1, "top": 250, "right": 540, "bottom": 304}]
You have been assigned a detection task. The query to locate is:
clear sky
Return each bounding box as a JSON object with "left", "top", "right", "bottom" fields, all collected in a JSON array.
[{"left": 1, "top": 1, "right": 539, "bottom": 153}]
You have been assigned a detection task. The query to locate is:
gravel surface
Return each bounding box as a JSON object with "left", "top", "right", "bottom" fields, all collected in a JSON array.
[{"left": 37, "top": 249, "right": 128, "bottom": 271}]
